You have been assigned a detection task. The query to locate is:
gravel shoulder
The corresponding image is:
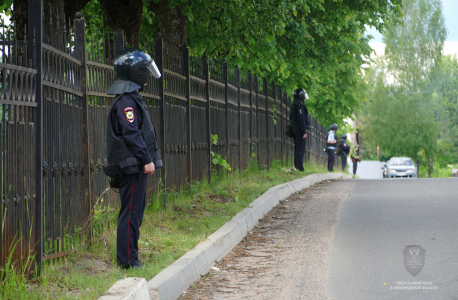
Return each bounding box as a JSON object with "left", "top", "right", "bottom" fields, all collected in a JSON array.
[{"left": 179, "top": 178, "right": 355, "bottom": 300}]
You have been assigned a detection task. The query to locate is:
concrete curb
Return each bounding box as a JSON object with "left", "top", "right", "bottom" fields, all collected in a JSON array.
[
  {"left": 147, "top": 172, "right": 345, "bottom": 300},
  {"left": 99, "top": 277, "right": 151, "bottom": 300}
]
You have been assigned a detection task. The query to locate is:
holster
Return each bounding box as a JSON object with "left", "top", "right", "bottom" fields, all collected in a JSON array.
[
  {"left": 103, "top": 164, "right": 122, "bottom": 189},
  {"left": 103, "top": 157, "right": 142, "bottom": 189}
]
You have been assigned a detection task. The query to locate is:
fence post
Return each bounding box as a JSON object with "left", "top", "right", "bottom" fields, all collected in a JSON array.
[
  {"left": 255, "top": 75, "right": 260, "bottom": 169},
  {"left": 29, "top": 0, "right": 43, "bottom": 273},
  {"left": 279, "top": 88, "right": 283, "bottom": 166},
  {"left": 73, "top": 12, "right": 91, "bottom": 243},
  {"left": 247, "top": 71, "right": 253, "bottom": 166},
  {"left": 183, "top": 44, "right": 191, "bottom": 183},
  {"left": 285, "top": 93, "right": 289, "bottom": 167},
  {"left": 154, "top": 33, "right": 167, "bottom": 206},
  {"left": 236, "top": 66, "right": 241, "bottom": 171},
  {"left": 222, "top": 59, "right": 229, "bottom": 164},
  {"left": 287, "top": 96, "right": 292, "bottom": 166},
  {"left": 203, "top": 53, "right": 211, "bottom": 185},
  {"left": 272, "top": 84, "right": 276, "bottom": 162},
  {"left": 264, "top": 79, "right": 269, "bottom": 171},
  {"left": 113, "top": 30, "right": 124, "bottom": 58}
]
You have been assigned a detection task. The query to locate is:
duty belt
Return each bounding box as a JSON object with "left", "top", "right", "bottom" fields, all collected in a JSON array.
[{"left": 117, "top": 157, "right": 140, "bottom": 169}]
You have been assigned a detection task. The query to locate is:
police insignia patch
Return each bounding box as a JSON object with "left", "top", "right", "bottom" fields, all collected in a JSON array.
[
  {"left": 299, "top": 109, "right": 302, "bottom": 114},
  {"left": 124, "top": 107, "right": 135, "bottom": 123}
]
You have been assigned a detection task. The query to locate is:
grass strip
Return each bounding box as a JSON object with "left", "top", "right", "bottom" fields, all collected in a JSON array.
[{"left": 1, "top": 160, "right": 330, "bottom": 299}]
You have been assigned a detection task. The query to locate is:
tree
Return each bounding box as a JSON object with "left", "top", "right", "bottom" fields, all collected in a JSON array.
[
  {"left": 145, "top": 0, "right": 402, "bottom": 126},
  {"left": 429, "top": 55, "right": 458, "bottom": 167},
  {"left": 5, "top": 0, "right": 403, "bottom": 129},
  {"left": 363, "top": 0, "right": 446, "bottom": 174},
  {"left": 8, "top": 0, "right": 90, "bottom": 40},
  {"left": 430, "top": 55, "right": 458, "bottom": 143}
]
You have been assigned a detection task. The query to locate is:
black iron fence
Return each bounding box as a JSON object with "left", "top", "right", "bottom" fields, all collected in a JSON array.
[{"left": 0, "top": 1, "right": 329, "bottom": 272}]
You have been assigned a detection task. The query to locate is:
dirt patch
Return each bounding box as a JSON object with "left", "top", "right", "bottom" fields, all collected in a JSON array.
[
  {"left": 73, "top": 254, "right": 112, "bottom": 276},
  {"left": 179, "top": 179, "right": 355, "bottom": 300},
  {"left": 209, "top": 193, "right": 235, "bottom": 204}
]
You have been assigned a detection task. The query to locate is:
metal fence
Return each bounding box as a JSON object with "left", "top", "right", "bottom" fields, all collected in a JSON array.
[{"left": 0, "top": 0, "right": 329, "bottom": 272}]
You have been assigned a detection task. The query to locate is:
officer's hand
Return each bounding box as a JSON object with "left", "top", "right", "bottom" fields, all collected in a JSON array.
[
  {"left": 302, "top": 134, "right": 307, "bottom": 139},
  {"left": 144, "top": 162, "right": 155, "bottom": 175}
]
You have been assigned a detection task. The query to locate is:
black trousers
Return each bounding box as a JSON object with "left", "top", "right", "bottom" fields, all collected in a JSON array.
[
  {"left": 327, "top": 149, "right": 335, "bottom": 171},
  {"left": 294, "top": 133, "right": 306, "bottom": 171},
  {"left": 117, "top": 172, "right": 147, "bottom": 267},
  {"left": 353, "top": 160, "right": 358, "bottom": 174},
  {"left": 341, "top": 154, "right": 347, "bottom": 171}
]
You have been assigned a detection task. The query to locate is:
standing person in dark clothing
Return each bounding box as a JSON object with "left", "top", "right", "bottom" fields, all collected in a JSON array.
[
  {"left": 326, "top": 124, "right": 338, "bottom": 172},
  {"left": 290, "top": 88, "right": 310, "bottom": 171},
  {"left": 351, "top": 145, "right": 360, "bottom": 175},
  {"left": 339, "top": 134, "right": 350, "bottom": 171},
  {"left": 104, "top": 48, "right": 162, "bottom": 269}
]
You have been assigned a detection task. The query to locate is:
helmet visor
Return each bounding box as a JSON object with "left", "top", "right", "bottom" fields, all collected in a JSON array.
[
  {"left": 146, "top": 60, "right": 161, "bottom": 79},
  {"left": 304, "top": 91, "right": 309, "bottom": 100}
]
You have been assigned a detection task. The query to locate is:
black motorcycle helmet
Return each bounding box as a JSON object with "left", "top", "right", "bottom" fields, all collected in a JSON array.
[
  {"left": 341, "top": 133, "right": 347, "bottom": 140},
  {"left": 293, "top": 88, "right": 309, "bottom": 102},
  {"left": 114, "top": 48, "right": 161, "bottom": 85},
  {"left": 330, "top": 124, "right": 338, "bottom": 131}
]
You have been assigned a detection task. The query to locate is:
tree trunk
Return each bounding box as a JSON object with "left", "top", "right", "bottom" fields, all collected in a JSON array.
[
  {"left": 149, "top": 0, "right": 188, "bottom": 71},
  {"left": 13, "top": 0, "right": 27, "bottom": 40},
  {"left": 12, "top": 0, "right": 89, "bottom": 41},
  {"left": 428, "top": 157, "right": 434, "bottom": 176},
  {"left": 98, "top": 0, "right": 143, "bottom": 48},
  {"left": 64, "top": 0, "right": 91, "bottom": 30}
]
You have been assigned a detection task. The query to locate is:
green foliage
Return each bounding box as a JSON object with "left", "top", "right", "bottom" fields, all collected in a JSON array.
[
  {"left": 75, "top": 0, "right": 403, "bottom": 127},
  {"left": 210, "top": 134, "right": 231, "bottom": 171},
  {"left": 177, "top": 0, "right": 402, "bottom": 126},
  {"left": 211, "top": 151, "right": 232, "bottom": 171},
  {"left": 210, "top": 134, "right": 218, "bottom": 145},
  {"left": 361, "top": 0, "right": 446, "bottom": 167},
  {"left": 430, "top": 55, "right": 458, "bottom": 148},
  {"left": 434, "top": 139, "right": 458, "bottom": 168},
  {"left": 0, "top": 0, "right": 12, "bottom": 17}
]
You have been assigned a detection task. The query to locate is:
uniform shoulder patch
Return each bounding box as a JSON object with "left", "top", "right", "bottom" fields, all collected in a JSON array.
[
  {"left": 299, "top": 108, "right": 303, "bottom": 114},
  {"left": 124, "top": 107, "right": 135, "bottom": 123}
]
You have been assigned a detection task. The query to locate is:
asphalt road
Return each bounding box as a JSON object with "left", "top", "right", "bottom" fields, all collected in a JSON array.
[
  {"left": 179, "top": 177, "right": 458, "bottom": 300},
  {"left": 327, "top": 178, "right": 458, "bottom": 300}
]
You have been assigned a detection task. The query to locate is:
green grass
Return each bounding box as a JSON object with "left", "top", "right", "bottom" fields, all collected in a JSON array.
[
  {"left": 0, "top": 159, "right": 329, "bottom": 300},
  {"left": 418, "top": 161, "right": 455, "bottom": 178}
]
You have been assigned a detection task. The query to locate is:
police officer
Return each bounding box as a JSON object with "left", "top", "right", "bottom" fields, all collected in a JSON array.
[
  {"left": 339, "top": 134, "right": 350, "bottom": 171},
  {"left": 351, "top": 145, "right": 360, "bottom": 175},
  {"left": 290, "top": 88, "right": 310, "bottom": 171},
  {"left": 105, "top": 48, "right": 162, "bottom": 269},
  {"left": 326, "top": 124, "right": 338, "bottom": 171}
]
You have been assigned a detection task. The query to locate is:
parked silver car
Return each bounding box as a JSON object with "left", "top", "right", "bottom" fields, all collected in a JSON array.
[{"left": 386, "top": 157, "right": 416, "bottom": 178}]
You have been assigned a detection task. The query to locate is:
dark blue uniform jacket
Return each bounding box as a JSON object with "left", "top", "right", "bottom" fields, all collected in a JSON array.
[
  {"left": 290, "top": 99, "right": 309, "bottom": 136},
  {"left": 110, "top": 91, "right": 152, "bottom": 166}
]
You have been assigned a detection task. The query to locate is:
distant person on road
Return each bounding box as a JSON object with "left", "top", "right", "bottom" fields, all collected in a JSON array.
[
  {"left": 290, "top": 88, "right": 310, "bottom": 171},
  {"left": 326, "top": 124, "right": 338, "bottom": 172},
  {"left": 351, "top": 145, "right": 360, "bottom": 175},
  {"left": 339, "top": 134, "right": 350, "bottom": 171}
]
